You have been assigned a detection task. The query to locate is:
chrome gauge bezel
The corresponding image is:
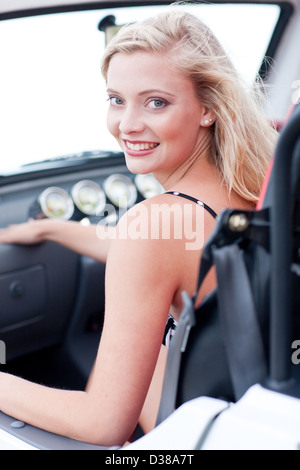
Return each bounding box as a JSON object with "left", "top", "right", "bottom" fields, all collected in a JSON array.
[
  {"left": 103, "top": 174, "right": 137, "bottom": 208},
  {"left": 134, "top": 174, "right": 163, "bottom": 199},
  {"left": 71, "top": 180, "right": 106, "bottom": 216},
  {"left": 39, "top": 186, "right": 74, "bottom": 220}
]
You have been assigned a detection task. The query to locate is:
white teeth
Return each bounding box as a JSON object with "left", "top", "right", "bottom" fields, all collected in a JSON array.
[{"left": 126, "top": 141, "right": 159, "bottom": 151}]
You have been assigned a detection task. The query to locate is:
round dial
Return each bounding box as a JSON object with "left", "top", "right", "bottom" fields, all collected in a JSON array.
[
  {"left": 71, "top": 180, "right": 106, "bottom": 216},
  {"left": 103, "top": 174, "right": 137, "bottom": 208},
  {"left": 39, "top": 187, "right": 74, "bottom": 220}
]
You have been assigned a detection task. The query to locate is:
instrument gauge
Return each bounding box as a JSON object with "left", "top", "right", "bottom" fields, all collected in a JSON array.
[
  {"left": 39, "top": 187, "right": 74, "bottom": 220},
  {"left": 103, "top": 174, "right": 137, "bottom": 208},
  {"left": 135, "top": 174, "right": 163, "bottom": 199},
  {"left": 71, "top": 180, "right": 106, "bottom": 216}
]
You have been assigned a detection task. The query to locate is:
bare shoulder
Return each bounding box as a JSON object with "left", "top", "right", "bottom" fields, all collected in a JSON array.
[
  {"left": 115, "top": 193, "right": 205, "bottom": 252},
  {"left": 106, "top": 194, "right": 195, "bottom": 287},
  {"left": 112, "top": 195, "right": 181, "bottom": 260},
  {"left": 105, "top": 194, "right": 209, "bottom": 319},
  {"left": 104, "top": 197, "right": 184, "bottom": 324}
]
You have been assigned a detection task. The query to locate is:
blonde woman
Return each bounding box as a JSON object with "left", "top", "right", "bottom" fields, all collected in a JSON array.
[{"left": 0, "top": 10, "right": 277, "bottom": 446}]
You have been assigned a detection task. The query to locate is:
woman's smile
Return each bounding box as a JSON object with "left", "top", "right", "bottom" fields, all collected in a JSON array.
[{"left": 124, "top": 140, "right": 160, "bottom": 154}]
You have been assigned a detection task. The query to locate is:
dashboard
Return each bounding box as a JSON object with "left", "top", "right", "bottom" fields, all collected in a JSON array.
[
  {"left": 0, "top": 160, "right": 162, "bottom": 229},
  {"left": 31, "top": 173, "right": 162, "bottom": 222}
]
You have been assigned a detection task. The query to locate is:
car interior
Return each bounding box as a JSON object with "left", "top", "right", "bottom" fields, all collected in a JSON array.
[{"left": 0, "top": 0, "right": 300, "bottom": 450}]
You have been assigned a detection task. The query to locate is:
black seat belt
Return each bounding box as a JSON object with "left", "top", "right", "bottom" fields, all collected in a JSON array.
[
  {"left": 156, "top": 226, "right": 268, "bottom": 425},
  {"left": 213, "top": 244, "right": 267, "bottom": 400}
]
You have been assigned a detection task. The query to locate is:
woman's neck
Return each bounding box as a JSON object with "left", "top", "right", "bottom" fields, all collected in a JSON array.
[{"left": 154, "top": 130, "right": 215, "bottom": 191}]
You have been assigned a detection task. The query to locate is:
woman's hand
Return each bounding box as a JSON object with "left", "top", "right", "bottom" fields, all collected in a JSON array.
[{"left": 0, "top": 219, "right": 47, "bottom": 245}]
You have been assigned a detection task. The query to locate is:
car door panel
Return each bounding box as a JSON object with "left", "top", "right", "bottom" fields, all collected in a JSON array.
[{"left": 0, "top": 242, "right": 79, "bottom": 362}]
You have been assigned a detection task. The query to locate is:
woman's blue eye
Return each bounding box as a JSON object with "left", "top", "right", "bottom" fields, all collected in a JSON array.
[
  {"left": 109, "top": 96, "right": 124, "bottom": 106},
  {"left": 148, "top": 99, "right": 166, "bottom": 109}
]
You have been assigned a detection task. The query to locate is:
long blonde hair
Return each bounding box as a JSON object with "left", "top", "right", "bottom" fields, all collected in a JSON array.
[{"left": 101, "top": 9, "right": 278, "bottom": 204}]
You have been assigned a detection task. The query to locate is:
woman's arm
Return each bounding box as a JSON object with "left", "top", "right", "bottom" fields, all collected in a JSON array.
[
  {"left": 86, "top": 343, "right": 168, "bottom": 436},
  {"left": 0, "top": 202, "right": 181, "bottom": 446},
  {"left": 0, "top": 219, "right": 115, "bottom": 263}
]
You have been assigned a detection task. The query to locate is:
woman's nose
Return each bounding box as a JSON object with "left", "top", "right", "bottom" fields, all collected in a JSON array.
[{"left": 119, "top": 107, "right": 145, "bottom": 135}]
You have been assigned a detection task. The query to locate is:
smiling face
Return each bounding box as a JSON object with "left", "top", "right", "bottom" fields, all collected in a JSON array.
[{"left": 106, "top": 51, "right": 210, "bottom": 181}]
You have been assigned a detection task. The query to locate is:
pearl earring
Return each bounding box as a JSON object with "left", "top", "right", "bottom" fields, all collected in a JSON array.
[{"left": 204, "top": 118, "right": 213, "bottom": 125}]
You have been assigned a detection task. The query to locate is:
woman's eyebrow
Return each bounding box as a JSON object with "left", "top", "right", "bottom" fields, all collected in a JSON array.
[
  {"left": 106, "top": 88, "right": 176, "bottom": 98},
  {"left": 137, "top": 89, "right": 176, "bottom": 97},
  {"left": 106, "top": 88, "right": 120, "bottom": 94}
]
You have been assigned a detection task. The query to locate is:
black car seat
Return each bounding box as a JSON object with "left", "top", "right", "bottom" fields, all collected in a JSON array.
[{"left": 263, "top": 102, "right": 300, "bottom": 392}]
